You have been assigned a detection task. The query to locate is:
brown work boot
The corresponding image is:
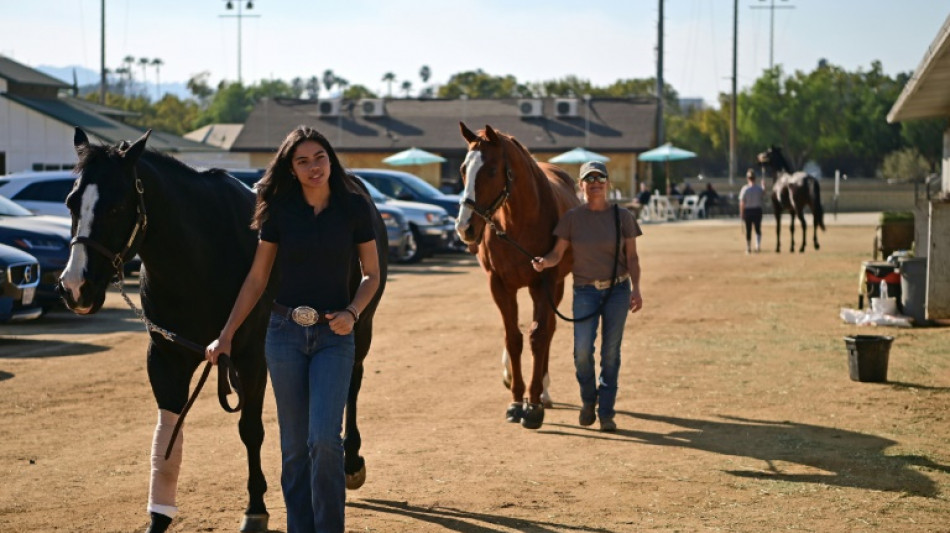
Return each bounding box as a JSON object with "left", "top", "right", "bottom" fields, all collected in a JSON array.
[
  {"left": 578, "top": 402, "right": 596, "bottom": 426},
  {"left": 599, "top": 416, "right": 617, "bottom": 432}
]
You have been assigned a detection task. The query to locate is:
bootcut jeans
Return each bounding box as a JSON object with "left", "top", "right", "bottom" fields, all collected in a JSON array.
[
  {"left": 572, "top": 280, "right": 631, "bottom": 420},
  {"left": 265, "top": 313, "right": 355, "bottom": 533}
]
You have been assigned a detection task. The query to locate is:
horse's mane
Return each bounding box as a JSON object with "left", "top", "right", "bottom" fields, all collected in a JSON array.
[
  {"left": 77, "top": 142, "right": 234, "bottom": 183},
  {"left": 496, "top": 132, "right": 574, "bottom": 190}
]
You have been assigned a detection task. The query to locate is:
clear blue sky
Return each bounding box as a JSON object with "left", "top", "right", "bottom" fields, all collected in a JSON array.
[{"left": 3, "top": 1, "right": 947, "bottom": 106}]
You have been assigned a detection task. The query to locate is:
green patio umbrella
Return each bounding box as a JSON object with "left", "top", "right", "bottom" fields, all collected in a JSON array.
[
  {"left": 383, "top": 147, "right": 447, "bottom": 166},
  {"left": 638, "top": 143, "right": 697, "bottom": 195},
  {"left": 549, "top": 147, "right": 610, "bottom": 164}
]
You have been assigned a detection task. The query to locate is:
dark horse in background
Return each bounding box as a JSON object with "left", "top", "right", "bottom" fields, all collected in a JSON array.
[
  {"left": 456, "top": 123, "right": 580, "bottom": 429},
  {"left": 58, "top": 128, "right": 386, "bottom": 532},
  {"left": 757, "top": 145, "right": 825, "bottom": 253}
]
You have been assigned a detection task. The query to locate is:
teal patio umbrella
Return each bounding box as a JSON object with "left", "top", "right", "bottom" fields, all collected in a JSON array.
[
  {"left": 549, "top": 147, "right": 610, "bottom": 164},
  {"left": 383, "top": 147, "right": 447, "bottom": 166},
  {"left": 638, "top": 143, "right": 697, "bottom": 195}
]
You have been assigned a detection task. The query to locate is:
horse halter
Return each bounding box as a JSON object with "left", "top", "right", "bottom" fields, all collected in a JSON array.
[
  {"left": 462, "top": 159, "right": 513, "bottom": 228},
  {"left": 70, "top": 173, "right": 148, "bottom": 275}
]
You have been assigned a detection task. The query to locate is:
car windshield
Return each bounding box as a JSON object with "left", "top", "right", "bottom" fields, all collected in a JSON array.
[
  {"left": 398, "top": 175, "right": 444, "bottom": 198},
  {"left": 0, "top": 195, "right": 34, "bottom": 216},
  {"left": 355, "top": 177, "right": 392, "bottom": 203}
]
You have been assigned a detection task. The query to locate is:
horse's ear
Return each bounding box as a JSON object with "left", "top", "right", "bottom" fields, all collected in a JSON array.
[
  {"left": 122, "top": 129, "right": 151, "bottom": 163},
  {"left": 484, "top": 125, "right": 499, "bottom": 144},
  {"left": 460, "top": 122, "right": 479, "bottom": 144},
  {"left": 74, "top": 127, "right": 89, "bottom": 157}
]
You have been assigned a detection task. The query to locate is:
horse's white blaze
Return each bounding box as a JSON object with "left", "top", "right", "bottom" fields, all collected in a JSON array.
[
  {"left": 61, "top": 184, "right": 98, "bottom": 303},
  {"left": 455, "top": 150, "right": 482, "bottom": 233}
]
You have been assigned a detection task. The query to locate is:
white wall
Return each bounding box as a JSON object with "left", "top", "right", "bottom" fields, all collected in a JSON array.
[{"left": 0, "top": 98, "right": 78, "bottom": 173}]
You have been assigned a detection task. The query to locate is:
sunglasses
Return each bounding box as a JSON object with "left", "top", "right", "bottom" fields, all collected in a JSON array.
[{"left": 581, "top": 174, "right": 608, "bottom": 184}]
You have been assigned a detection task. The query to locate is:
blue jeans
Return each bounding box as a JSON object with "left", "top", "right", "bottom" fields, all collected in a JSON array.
[
  {"left": 265, "top": 313, "right": 355, "bottom": 533},
  {"left": 572, "top": 280, "right": 631, "bottom": 420}
]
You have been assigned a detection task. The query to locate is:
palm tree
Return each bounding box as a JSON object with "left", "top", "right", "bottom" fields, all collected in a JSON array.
[
  {"left": 150, "top": 58, "right": 164, "bottom": 100},
  {"left": 322, "top": 69, "right": 336, "bottom": 94},
  {"left": 400, "top": 80, "right": 412, "bottom": 98},
  {"left": 122, "top": 55, "right": 136, "bottom": 91},
  {"left": 419, "top": 65, "right": 431, "bottom": 84},
  {"left": 306, "top": 76, "right": 320, "bottom": 100},
  {"left": 137, "top": 58, "right": 150, "bottom": 95},
  {"left": 382, "top": 72, "right": 396, "bottom": 98}
]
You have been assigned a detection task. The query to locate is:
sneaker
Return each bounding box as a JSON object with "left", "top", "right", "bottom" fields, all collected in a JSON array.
[
  {"left": 599, "top": 417, "right": 617, "bottom": 432},
  {"left": 578, "top": 402, "right": 596, "bottom": 426}
]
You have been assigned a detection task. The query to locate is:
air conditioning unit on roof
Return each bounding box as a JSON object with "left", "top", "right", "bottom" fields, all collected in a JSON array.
[
  {"left": 555, "top": 98, "right": 579, "bottom": 117},
  {"left": 359, "top": 98, "right": 386, "bottom": 117},
  {"left": 517, "top": 99, "right": 543, "bottom": 117},
  {"left": 317, "top": 98, "right": 341, "bottom": 117}
]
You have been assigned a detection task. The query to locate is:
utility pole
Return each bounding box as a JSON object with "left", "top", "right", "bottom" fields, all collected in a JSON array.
[
  {"left": 729, "top": 0, "right": 738, "bottom": 186},
  {"left": 655, "top": 0, "right": 665, "bottom": 146},
  {"left": 751, "top": 0, "right": 795, "bottom": 70},
  {"left": 99, "top": 0, "right": 106, "bottom": 104},
  {"left": 219, "top": 1, "right": 260, "bottom": 84}
]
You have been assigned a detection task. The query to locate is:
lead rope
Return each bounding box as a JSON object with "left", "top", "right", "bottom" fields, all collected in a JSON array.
[{"left": 112, "top": 270, "right": 241, "bottom": 460}]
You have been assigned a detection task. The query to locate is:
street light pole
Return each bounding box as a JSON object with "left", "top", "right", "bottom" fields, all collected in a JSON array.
[
  {"left": 219, "top": 1, "right": 260, "bottom": 84},
  {"left": 100, "top": 0, "right": 106, "bottom": 104}
]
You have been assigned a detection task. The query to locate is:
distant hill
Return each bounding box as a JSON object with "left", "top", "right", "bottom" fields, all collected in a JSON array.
[{"left": 37, "top": 64, "right": 192, "bottom": 100}]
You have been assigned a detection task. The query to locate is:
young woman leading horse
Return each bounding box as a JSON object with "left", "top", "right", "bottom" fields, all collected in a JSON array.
[
  {"left": 456, "top": 123, "right": 580, "bottom": 429},
  {"left": 58, "top": 128, "right": 387, "bottom": 533}
]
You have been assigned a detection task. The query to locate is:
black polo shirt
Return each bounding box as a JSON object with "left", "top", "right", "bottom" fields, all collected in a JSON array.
[{"left": 260, "top": 191, "right": 375, "bottom": 311}]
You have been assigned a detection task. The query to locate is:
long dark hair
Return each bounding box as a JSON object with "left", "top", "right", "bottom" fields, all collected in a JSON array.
[{"left": 252, "top": 126, "right": 349, "bottom": 230}]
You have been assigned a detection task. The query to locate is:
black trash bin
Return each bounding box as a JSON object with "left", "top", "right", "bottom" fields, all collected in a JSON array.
[
  {"left": 899, "top": 257, "right": 928, "bottom": 325},
  {"left": 844, "top": 335, "right": 894, "bottom": 383}
]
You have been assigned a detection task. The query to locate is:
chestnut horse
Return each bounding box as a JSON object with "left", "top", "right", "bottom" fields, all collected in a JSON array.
[
  {"left": 757, "top": 145, "right": 825, "bottom": 253},
  {"left": 456, "top": 123, "right": 580, "bottom": 429}
]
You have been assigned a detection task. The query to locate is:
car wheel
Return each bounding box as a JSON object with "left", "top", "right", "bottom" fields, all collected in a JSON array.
[{"left": 396, "top": 227, "right": 422, "bottom": 264}]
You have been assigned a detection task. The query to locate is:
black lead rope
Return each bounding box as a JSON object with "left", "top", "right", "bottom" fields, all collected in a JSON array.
[{"left": 475, "top": 203, "right": 624, "bottom": 323}]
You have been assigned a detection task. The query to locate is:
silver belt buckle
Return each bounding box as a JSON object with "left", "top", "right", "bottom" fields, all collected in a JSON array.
[{"left": 291, "top": 306, "right": 319, "bottom": 326}]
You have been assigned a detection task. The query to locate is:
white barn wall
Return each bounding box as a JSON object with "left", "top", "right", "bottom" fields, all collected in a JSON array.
[{"left": 0, "top": 99, "right": 77, "bottom": 173}]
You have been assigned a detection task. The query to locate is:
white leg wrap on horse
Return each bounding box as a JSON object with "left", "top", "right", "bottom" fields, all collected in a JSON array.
[
  {"left": 148, "top": 409, "right": 182, "bottom": 519},
  {"left": 502, "top": 349, "right": 512, "bottom": 386},
  {"left": 541, "top": 373, "right": 552, "bottom": 405}
]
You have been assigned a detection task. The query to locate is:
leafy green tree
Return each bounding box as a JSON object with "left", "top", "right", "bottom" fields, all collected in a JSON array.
[
  {"left": 400, "top": 80, "right": 412, "bottom": 98},
  {"left": 187, "top": 72, "right": 214, "bottom": 104},
  {"left": 881, "top": 147, "right": 931, "bottom": 182},
  {"left": 437, "top": 69, "right": 530, "bottom": 98},
  {"left": 343, "top": 84, "right": 377, "bottom": 99}
]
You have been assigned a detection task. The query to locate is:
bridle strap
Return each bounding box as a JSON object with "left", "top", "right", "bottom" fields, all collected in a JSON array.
[
  {"left": 70, "top": 175, "right": 148, "bottom": 274},
  {"left": 462, "top": 162, "right": 513, "bottom": 226}
]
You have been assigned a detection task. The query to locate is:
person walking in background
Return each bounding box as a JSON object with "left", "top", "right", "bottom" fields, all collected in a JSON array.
[
  {"left": 739, "top": 168, "right": 765, "bottom": 253},
  {"left": 531, "top": 161, "right": 643, "bottom": 432},
  {"left": 207, "top": 126, "right": 381, "bottom": 532}
]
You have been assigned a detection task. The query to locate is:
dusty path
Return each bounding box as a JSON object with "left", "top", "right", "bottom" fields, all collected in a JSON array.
[{"left": 1, "top": 219, "right": 947, "bottom": 532}]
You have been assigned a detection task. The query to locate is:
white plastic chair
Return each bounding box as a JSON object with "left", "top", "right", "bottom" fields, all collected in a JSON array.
[{"left": 679, "top": 195, "right": 700, "bottom": 219}]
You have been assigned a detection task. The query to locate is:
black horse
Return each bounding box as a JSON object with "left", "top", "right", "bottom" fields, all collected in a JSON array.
[
  {"left": 58, "top": 128, "right": 387, "bottom": 532},
  {"left": 757, "top": 145, "right": 825, "bottom": 253}
]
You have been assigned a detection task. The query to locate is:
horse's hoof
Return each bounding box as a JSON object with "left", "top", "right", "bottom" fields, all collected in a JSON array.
[
  {"left": 240, "top": 514, "right": 269, "bottom": 533},
  {"left": 346, "top": 464, "right": 367, "bottom": 490},
  {"left": 542, "top": 399, "right": 554, "bottom": 409},
  {"left": 506, "top": 402, "right": 524, "bottom": 423},
  {"left": 521, "top": 402, "right": 544, "bottom": 430},
  {"left": 145, "top": 512, "right": 172, "bottom": 533}
]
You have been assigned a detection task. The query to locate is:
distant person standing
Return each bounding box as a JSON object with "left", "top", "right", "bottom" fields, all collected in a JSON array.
[{"left": 739, "top": 169, "right": 765, "bottom": 253}]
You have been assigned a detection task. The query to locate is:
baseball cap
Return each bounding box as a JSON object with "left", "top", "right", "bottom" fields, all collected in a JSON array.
[{"left": 579, "top": 161, "right": 608, "bottom": 180}]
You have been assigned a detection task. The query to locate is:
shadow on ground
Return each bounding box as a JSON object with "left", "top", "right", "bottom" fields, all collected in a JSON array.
[
  {"left": 0, "top": 338, "right": 110, "bottom": 358},
  {"left": 348, "top": 498, "right": 614, "bottom": 533},
  {"left": 541, "top": 409, "right": 946, "bottom": 497}
]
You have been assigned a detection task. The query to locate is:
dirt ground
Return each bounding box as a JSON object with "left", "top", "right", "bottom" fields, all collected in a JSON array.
[{"left": 1, "top": 218, "right": 948, "bottom": 532}]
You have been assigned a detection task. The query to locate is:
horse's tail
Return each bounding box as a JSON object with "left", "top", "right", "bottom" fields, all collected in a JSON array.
[{"left": 809, "top": 176, "right": 825, "bottom": 231}]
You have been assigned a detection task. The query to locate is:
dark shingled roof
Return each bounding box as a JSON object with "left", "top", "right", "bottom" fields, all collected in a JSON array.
[
  {"left": 231, "top": 97, "right": 657, "bottom": 155},
  {"left": 0, "top": 55, "right": 70, "bottom": 88},
  {"left": 2, "top": 93, "right": 221, "bottom": 153}
]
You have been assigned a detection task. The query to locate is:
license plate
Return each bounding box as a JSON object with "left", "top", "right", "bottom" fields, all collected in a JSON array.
[{"left": 22, "top": 286, "right": 35, "bottom": 306}]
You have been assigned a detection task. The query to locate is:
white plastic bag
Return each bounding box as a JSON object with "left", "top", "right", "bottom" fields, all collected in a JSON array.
[{"left": 870, "top": 280, "right": 897, "bottom": 315}]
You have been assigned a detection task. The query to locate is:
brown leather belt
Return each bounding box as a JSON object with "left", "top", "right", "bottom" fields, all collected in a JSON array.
[
  {"left": 272, "top": 303, "right": 330, "bottom": 326},
  {"left": 589, "top": 275, "right": 630, "bottom": 290}
]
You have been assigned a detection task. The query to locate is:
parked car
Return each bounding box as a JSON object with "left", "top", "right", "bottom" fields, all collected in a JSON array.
[
  {"left": 0, "top": 172, "right": 141, "bottom": 275},
  {"left": 352, "top": 168, "right": 462, "bottom": 218},
  {"left": 355, "top": 177, "right": 453, "bottom": 263},
  {"left": 0, "top": 170, "right": 76, "bottom": 217},
  {"left": 0, "top": 195, "right": 72, "bottom": 312},
  {"left": 376, "top": 204, "right": 418, "bottom": 263},
  {"left": 0, "top": 242, "right": 43, "bottom": 322}
]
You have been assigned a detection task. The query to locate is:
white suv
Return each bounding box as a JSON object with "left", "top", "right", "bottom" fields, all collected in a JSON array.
[{"left": 0, "top": 171, "right": 77, "bottom": 217}]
